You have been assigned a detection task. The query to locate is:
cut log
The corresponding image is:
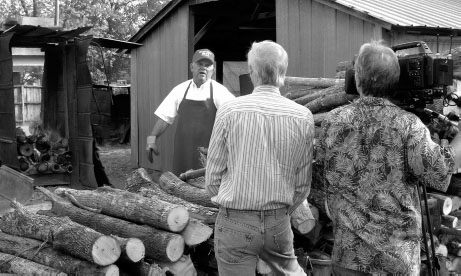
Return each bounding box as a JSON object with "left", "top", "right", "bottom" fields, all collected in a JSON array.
[
  {"left": 119, "top": 260, "right": 169, "bottom": 276},
  {"left": 19, "top": 142, "right": 34, "bottom": 156},
  {"left": 451, "top": 196, "right": 461, "bottom": 212},
  {"left": 0, "top": 200, "right": 120, "bottom": 266},
  {"left": 53, "top": 186, "right": 189, "bottom": 232},
  {"left": 139, "top": 187, "right": 218, "bottom": 224},
  {"left": 158, "top": 254, "right": 197, "bottom": 276},
  {"left": 179, "top": 168, "right": 206, "bottom": 181},
  {"left": 180, "top": 218, "right": 213, "bottom": 246},
  {"left": 37, "top": 187, "right": 184, "bottom": 262},
  {"left": 0, "top": 231, "right": 118, "bottom": 276},
  {"left": 294, "top": 84, "right": 345, "bottom": 106},
  {"left": 313, "top": 112, "right": 329, "bottom": 126},
  {"left": 435, "top": 244, "right": 448, "bottom": 258},
  {"left": 442, "top": 215, "right": 458, "bottom": 228},
  {"left": 447, "top": 240, "right": 461, "bottom": 256},
  {"left": 158, "top": 171, "right": 218, "bottom": 208},
  {"left": 284, "top": 76, "right": 344, "bottom": 88},
  {"left": 125, "top": 168, "right": 157, "bottom": 193},
  {"left": 429, "top": 193, "right": 453, "bottom": 215},
  {"left": 291, "top": 199, "right": 316, "bottom": 235},
  {"left": 307, "top": 188, "right": 328, "bottom": 218},
  {"left": 113, "top": 236, "right": 145, "bottom": 263},
  {"left": 284, "top": 87, "right": 322, "bottom": 100},
  {"left": 0, "top": 252, "right": 66, "bottom": 275},
  {"left": 186, "top": 176, "right": 206, "bottom": 189},
  {"left": 305, "top": 91, "right": 358, "bottom": 114}
]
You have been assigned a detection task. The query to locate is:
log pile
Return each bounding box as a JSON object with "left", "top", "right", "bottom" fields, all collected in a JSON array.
[
  {"left": 16, "top": 126, "right": 72, "bottom": 175},
  {"left": 284, "top": 72, "right": 461, "bottom": 274}
]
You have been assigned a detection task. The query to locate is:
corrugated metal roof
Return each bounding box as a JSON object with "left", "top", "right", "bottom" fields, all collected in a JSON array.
[{"left": 333, "top": 0, "right": 461, "bottom": 29}]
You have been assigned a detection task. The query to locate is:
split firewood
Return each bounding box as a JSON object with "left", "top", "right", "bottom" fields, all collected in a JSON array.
[
  {"left": 119, "top": 260, "right": 168, "bottom": 276},
  {"left": 0, "top": 252, "right": 66, "bottom": 275},
  {"left": 305, "top": 91, "right": 358, "bottom": 114},
  {"left": 429, "top": 193, "right": 453, "bottom": 215},
  {"left": 158, "top": 254, "right": 197, "bottom": 276},
  {"left": 37, "top": 187, "right": 184, "bottom": 262},
  {"left": 180, "top": 218, "right": 213, "bottom": 246},
  {"left": 447, "top": 240, "right": 461, "bottom": 256},
  {"left": 284, "top": 76, "right": 344, "bottom": 88},
  {"left": 53, "top": 187, "right": 189, "bottom": 232},
  {"left": 179, "top": 168, "right": 206, "bottom": 181},
  {"left": 0, "top": 200, "right": 121, "bottom": 266},
  {"left": 294, "top": 84, "right": 345, "bottom": 106},
  {"left": 0, "top": 231, "right": 118, "bottom": 276},
  {"left": 159, "top": 171, "right": 218, "bottom": 208},
  {"left": 139, "top": 187, "right": 217, "bottom": 224},
  {"left": 291, "top": 200, "right": 317, "bottom": 235},
  {"left": 442, "top": 215, "right": 459, "bottom": 228}
]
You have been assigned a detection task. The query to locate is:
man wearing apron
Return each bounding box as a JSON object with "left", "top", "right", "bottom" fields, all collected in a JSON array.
[{"left": 146, "top": 49, "right": 235, "bottom": 176}]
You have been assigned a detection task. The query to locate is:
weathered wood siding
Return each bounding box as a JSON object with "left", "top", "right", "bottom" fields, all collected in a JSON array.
[
  {"left": 276, "top": 0, "right": 381, "bottom": 78},
  {"left": 131, "top": 2, "right": 189, "bottom": 171}
]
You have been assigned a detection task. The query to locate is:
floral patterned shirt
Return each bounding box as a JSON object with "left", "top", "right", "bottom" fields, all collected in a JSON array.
[{"left": 317, "top": 97, "right": 455, "bottom": 274}]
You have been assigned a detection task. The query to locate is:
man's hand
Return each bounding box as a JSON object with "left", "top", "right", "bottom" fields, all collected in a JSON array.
[{"left": 146, "top": 136, "right": 159, "bottom": 163}]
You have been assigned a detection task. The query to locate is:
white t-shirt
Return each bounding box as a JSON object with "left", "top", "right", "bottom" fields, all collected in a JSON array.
[{"left": 155, "top": 79, "right": 235, "bottom": 124}]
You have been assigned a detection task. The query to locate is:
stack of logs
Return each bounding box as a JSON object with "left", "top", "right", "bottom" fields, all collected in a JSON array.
[
  {"left": 16, "top": 127, "right": 72, "bottom": 175},
  {"left": 0, "top": 169, "right": 218, "bottom": 275},
  {"left": 283, "top": 65, "right": 461, "bottom": 273}
]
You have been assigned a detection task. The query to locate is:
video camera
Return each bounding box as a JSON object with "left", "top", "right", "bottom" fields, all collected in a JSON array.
[{"left": 345, "top": 41, "right": 458, "bottom": 141}]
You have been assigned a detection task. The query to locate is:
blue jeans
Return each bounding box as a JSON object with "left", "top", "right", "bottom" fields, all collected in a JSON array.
[{"left": 214, "top": 207, "right": 306, "bottom": 276}]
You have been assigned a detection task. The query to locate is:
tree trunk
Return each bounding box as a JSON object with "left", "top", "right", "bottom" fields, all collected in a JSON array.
[
  {"left": 53, "top": 186, "right": 189, "bottom": 232},
  {"left": 0, "top": 231, "right": 118, "bottom": 275},
  {"left": 158, "top": 171, "right": 218, "bottom": 208},
  {"left": 291, "top": 200, "right": 317, "bottom": 235},
  {"left": 179, "top": 168, "right": 206, "bottom": 181},
  {"left": 294, "top": 84, "right": 345, "bottom": 106},
  {"left": 180, "top": 218, "right": 213, "bottom": 246},
  {"left": 284, "top": 76, "right": 344, "bottom": 88},
  {"left": 0, "top": 201, "right": 120, "bottom": 266},
  {"left": 37, "top": 187, "right": 184, "bottom": 263},
  {"left": 139, "top": 187, "right": 218, "bottom": 224},
  {"left": 0, "top": 252, "right": 66, "bottom": 275},
  {"left": 305, "top": 91, "right": 358, "bottom": 114},
  {"left": 119, "top": 260, "right": 168, "bottom": 276}
]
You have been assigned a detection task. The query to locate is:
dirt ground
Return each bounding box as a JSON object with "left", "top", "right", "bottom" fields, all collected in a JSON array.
[{"left": 98, "top": 141, "right": 135, "bottom": 189}]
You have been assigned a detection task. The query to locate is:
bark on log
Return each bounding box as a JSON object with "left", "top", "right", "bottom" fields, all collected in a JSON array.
[
  {"left": 119, "top": 260, "right": 168, "bottom": 276},
  {"left": 0, "top": 200, "right": 120, "bottom": 266},
  {"left": 429, "top": 193, "right": 453, "bottom": 215},
  {"left": 0, "top": 252, "right": 66, "bottom": 275},
  {"left": 291, "top": 199, "right": 316, "bottom": 235},
  {"left": 284, "top": 77, "right": 344, "bottom": 88},
  {"left": 313, "top": 112, "right": 329, "bottom": 126},
  {"left": 158, "top": 254, "right": 197, "bottom": 276},
  {"left": 139, "top": 187, "right": 218, "bottom": 224},
  {"left": 305, "top": 91, "right": 358, "bottom": 114},
  {"left": 53, "top": 186, "right": 189, "bottom": 232},
  {"left": 284, "top": 87, "right": 323, "bottom": 100},
  {"left": 158, "top": 171, "right": 218, "bottom": 208},
  {"left": 294, "top": 84, "right": 345, "bottom": 106},
  {"left": 186, "top": 176, "right": 206, "bottom": 189},
  {"left": 179, "top": 168, "right": 206, "bottom": 181},
  {"left": 442, "top": 215, "right": 458, "bottom": 228},
  {"left": 0, "top": 231, "right": 118, "bottom": 276},
  {"left": 37, "top": 187, "right": 184, "bottom": 262},
  {"left": 180, "top": 218, "right": 213, "bottom": 246},
  {"left": 125, "top": 168, "right": 157, "bottom": 193}
]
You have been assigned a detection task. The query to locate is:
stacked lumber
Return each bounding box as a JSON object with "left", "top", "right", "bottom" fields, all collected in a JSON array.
[
  {"left": 284, "top": 72, "right": 461, "bottom": 274},
  {"left": 16, "top": 126, "right": 72, "bottom": 175}
]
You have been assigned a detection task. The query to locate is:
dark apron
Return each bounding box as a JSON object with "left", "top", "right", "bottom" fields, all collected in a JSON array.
[{"left": 172, "top": 81, "right": 217, "bottom": 175}]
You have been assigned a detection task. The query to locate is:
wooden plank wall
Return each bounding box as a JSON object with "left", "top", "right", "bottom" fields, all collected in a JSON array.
[
  {"left": 276, "top": 0, "right": 380, "bottom": 78},
  {"left": 131, "top": 2, "right": 189, "bottom": 171}
]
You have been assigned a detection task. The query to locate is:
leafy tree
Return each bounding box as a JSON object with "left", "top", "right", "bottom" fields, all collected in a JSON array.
[{"left": 1, "top": 0, "right": 170, "bottom": 83}]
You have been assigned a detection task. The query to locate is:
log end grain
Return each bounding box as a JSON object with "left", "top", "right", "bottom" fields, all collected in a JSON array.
[
  {"left": 102, "top": 264, "right": 120, "bottom": 276},
  {"left": 167, "top": 235, "right": 186, "bottom": 263},
  {"left": 92, "top": 236, "right": 122, "bottom": 266},
  {"left": 180, "top": 219, "right": 213, "bottom": 246},
  {"left": 126, "top": 238, "right": 146, "bottom": 263},
  {"left": 167, "top": 207, "right": 190, "bottom": 233}
]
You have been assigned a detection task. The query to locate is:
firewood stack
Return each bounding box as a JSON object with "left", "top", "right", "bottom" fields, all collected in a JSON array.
[
  {"left": 283, "top": 57, "right": 461, "bottom": 273},
  {"left": 16, "top": 126, "right": 72, "bottom": 175}
]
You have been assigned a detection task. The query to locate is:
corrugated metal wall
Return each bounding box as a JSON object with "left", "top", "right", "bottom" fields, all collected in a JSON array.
[
  {"left": 131, "top": 2, "right": 190, "bottom": 171},
  {"left": 276, "top": 0, "right": 381, "bottom": 78}
]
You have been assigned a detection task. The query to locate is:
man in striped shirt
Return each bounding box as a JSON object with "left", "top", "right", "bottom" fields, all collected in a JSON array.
[{"left": 205, "top": 40, "right": 314, "bottom": 276}]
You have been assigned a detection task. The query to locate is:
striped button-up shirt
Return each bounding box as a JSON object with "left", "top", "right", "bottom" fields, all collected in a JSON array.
[{"left": 205, "top": 85, "right": 314, "bottom": 213}]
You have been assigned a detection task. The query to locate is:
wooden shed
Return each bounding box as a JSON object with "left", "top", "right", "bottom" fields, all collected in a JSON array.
[
  {"left": 0, "top": 25, "right": 140, "bottom": 188},
  {"left": 129, "top": 0, "right": 461, "bottom": 172}
]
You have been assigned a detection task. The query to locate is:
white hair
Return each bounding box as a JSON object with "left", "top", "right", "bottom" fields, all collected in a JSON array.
[{"left": 247, "top": 40, "right": 288, "bottom": 87}]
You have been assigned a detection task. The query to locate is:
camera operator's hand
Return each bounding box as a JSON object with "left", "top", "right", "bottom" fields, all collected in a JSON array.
[{"left": 146, "top": 136, "right": 159, "bottom": 163}]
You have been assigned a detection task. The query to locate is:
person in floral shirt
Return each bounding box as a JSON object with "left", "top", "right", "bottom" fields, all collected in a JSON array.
[{"left": 318, "top": 40, "right": 461, "bottom": 275}]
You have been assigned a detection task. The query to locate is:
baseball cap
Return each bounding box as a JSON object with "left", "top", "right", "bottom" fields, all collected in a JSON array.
[{"left": 192, "top": 49, "right": 215, "bottom": 63}]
